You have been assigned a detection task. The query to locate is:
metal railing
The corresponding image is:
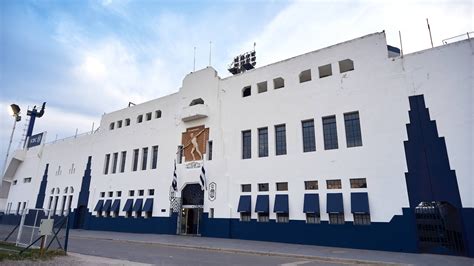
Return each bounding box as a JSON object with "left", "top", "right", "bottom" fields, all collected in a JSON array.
[{"left": 442, "top": 31, "right": 473, "bottom": 45}]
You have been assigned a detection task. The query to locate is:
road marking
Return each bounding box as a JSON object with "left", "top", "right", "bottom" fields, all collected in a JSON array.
[{"left": 280, "top": 260, "right": 312, "bottom": 266}]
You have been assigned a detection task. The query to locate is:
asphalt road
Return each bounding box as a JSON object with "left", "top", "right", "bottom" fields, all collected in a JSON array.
[{"left": 67, "top": 236, "right": 346, "bottom": 266}]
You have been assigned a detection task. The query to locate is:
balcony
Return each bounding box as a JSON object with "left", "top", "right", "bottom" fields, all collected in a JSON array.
[{"left": 181, "top": 104, "right": 209, "bottom": 122}]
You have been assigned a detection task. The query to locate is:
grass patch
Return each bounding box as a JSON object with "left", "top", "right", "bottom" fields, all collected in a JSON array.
[{"left": 0, "top": 241, "right": 65, "bottom": 261}]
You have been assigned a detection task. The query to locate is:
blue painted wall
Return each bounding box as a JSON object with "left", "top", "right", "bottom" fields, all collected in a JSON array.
[{"left": 35, "top": 163, "right": 49, "bottom": 208}]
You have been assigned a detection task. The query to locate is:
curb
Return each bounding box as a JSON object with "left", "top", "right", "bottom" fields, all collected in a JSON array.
[{"left": 70, "top": 235, "right": 406, "bottom": 265}]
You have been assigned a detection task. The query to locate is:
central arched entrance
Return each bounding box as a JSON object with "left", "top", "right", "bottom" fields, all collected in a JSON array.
[{"left": 180, "top": 183, "right": 203, "bottom": 235}]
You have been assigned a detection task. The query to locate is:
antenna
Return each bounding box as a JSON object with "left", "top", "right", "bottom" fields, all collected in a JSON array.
[
  {"left": 399, "top": 30, "right": 404, "bottom": 58},
  {"left": 193, "top": 46, "right": 196, "bottom": 72},
  {"left": 209, "top": 41, "right": 212, "bottom": 66},
  {"left": 426, "top": 18, "right": 434, "bottom": 48}
]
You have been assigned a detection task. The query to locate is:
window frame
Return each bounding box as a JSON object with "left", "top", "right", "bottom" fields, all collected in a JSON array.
[
  {"left": 322, "top": 115, "right": 339, "bottom": 150},
  {"left": 242, "top": 130, "right": 252, "bottom": 159},
  {"left": 275, "top": 124, "right": 287, "bottom": 156},
  {"left": 258, "top": 127, "right": 268, "bottom": 157},
  {"left": 302, "top": 119, "right": 316, "bottom": 152}
]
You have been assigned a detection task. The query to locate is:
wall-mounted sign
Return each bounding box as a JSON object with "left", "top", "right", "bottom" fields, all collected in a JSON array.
[
  {"left": 208, "top": 182, "right": 216, "bottom": 201},
  {"left": 185, "top": 161, "right": 202, "bottom": 169},
  {"left": 27, "top": 132, "right": 43, "bottom": 148}
]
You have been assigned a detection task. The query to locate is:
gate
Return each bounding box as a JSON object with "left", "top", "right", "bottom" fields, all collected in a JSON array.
[{"left": 415, "top": 201, "right": 465, "bottom": 255}]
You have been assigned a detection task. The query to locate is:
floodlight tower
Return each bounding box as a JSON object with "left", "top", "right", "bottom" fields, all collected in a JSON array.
[
  {"left": 23, "top": 102, "right": 46, "bottom": 148},
  {"left": 227, "top": 44, "right": 257, "bottom": 75},
  {"left": 3, "top": 104, "right": 21, "bottom": 175}
]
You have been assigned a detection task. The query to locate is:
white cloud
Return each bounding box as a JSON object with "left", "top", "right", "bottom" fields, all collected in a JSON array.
[{"left": 234, "top": 0, "right": 472, "bottom": 68}]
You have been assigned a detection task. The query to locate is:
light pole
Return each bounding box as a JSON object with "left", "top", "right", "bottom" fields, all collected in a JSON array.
[{"left": 3, "top": 104, "right": 21, "bottom": 175}]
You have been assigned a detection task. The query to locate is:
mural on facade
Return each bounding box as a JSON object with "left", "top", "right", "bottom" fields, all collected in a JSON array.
[{"left": 181, "top": 125, "right": 209, "bottom": 162}]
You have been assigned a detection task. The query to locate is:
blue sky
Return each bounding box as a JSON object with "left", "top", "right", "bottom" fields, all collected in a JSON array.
[{"left": 0, "top": 0, "right": 471, "bottom": 171}]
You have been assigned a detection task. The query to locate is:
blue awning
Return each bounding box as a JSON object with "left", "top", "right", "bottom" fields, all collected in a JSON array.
[
  {"left": 103, "top": 200, "right": 112, "bottom": 212},
  {"left": 273, "top": 195, "right": 289, "bottom": 213},
  {"left": 94, "top": 200, "right": 104, "bottom": 212},
  {"left": 351, "top": 192, "right": 370, "bottom": 213},
  {"left": 123, "top": 199, "right": 133, "bottom": 212},
  {"left": 143, "top": 199, "right": 153, "bottom": 212},
  {"left": 133, "top": 199, "right": 143, "bottom": 212},
  {"left": 327, "top": 193, "right": 344, "bottom": 213},
  {"left": 237, "top": 195, "right": 251, "bottom": 212},
  {"left": 303, "top": 194, "right": 320, "bottom": 213},
  {"left": 111, "top": 200, "right": 120, "bottom": 212},
  {"left": 255, "top": 195, "right": 269, "bottom": 213}
]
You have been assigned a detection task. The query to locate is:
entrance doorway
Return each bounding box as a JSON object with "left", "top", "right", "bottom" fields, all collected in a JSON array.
[
  {"left": 415, "top": 201, "right": 465, "bottom": 255},
  {"left": 179, "top": 184, "right": 204, "bottom": 236},
  {"left": 180, "top": 207, "right": 203, "bottom": 235}
]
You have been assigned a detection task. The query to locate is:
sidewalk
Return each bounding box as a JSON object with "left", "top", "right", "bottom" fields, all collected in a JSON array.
[{"left": 69, "top": 229, "right": 474, "bottom": 266}]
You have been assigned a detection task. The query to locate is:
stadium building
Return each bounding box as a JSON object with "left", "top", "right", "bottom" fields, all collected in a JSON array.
[{"left": 1, "top": 32, "right": 473, "bottom": 257}]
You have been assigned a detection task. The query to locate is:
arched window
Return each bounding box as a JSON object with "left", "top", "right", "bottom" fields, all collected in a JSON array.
[
  {"left": 70, "top": 187, "right": 74, "bottom": 193},
  {"left": 64, "top": 187, "right": 68, "bottom": 194},
  {"left": 56, "top": 188, "right": 60, "bottom": 194},
  {"left": 190, "top": 98, "right": 204, "bottom": 106},
  {"left": 242, "top": 86, "right": 251, "bottom": 97},
  {"left": 51, "top": 188, "right": 55, "bottom": 194}
]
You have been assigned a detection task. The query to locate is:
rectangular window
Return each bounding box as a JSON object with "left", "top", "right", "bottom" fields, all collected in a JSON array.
[
  {"left": 132, "top": 149, "right": 139, "bottom": 171},
  {"left": 242, "top": 130, "right": 251, "bottom": 159},
  {"left": 275, "top": 124, "right": 287, "bottom": 155},
  {"left": 302, "top": 120, "right": 316, "bottom": 152},
  {"left": 257, "top": 213, "right": 269, "bottom": 222},
  {"left": 23, "top": 177, "right": 32, "bottom": 183},
  {"left": 327, "top": 179, "right": 342, "bottom": 189},
  {"left": 306, "top": 213, "right": 321, "bottom": 224},
  {"left": 177, "top": 145, "right": 183, "bottom": 164},
  {"left": 322, "top": 116, "right": 338, "bottom": 150},
  {"left": 304, "top": 180, "right": 318, "bottom": 190},
  {"left": 257, "top": 81, "right": 267, "bottom": 93},
  {"left": 125, "top": 118, "right": 130, "bottom": 126},
  {"left": 112, "top": 152, "right": 118, "bottom": 174},
  {"left": 273, "top": 77, "right": 285, "bottom": 89},
  {"left": 116, "top": 191, "right": 122, "bottom": 197},
  {"left": 108, "top": 191, "right": 113, "bottom": 197},
  {"left": 13, "top": 180, "right": 17, "bottom": 185},
  {"left": 149, "top": 189, "right": 155, "bottom": 196},
  {"left": 129, "top": 190, "right": 135, "bottom": 196},
  {"left": 276, "top": 182, "right": 288, "bottom": 191},
  {"left": 318, "top": 64, "right": 332, "bottom": 78},
  {"left": 146, "top": 112, "right": 152, "bottom": 121},
  {"left": 104, "top": 154, "right": 110, "bottom": 175},
  {"left": 117, "top": 120, "right": 123, "bottom": 128},
  {"left": 240, "top": 212, "right": 251, "bottom": 222},
  {"left": 120, "top": 151, "right": 126, "bottom": 173},
  {"left": 61, "top": 196, "right": 67, "bottom": 215},
  {"left": 100, "top": 192, "right": 105, "bottom": 197},
  {"left": 207, "top": 141, "right": 213, "bottom": 161},
  {"left": 299, "top": 69, "right": 312, "bottom": 83},
  {"left": 151, "top": 145, "right": 158, "bottom": 169},
  {"left": 350, "top": 178, "right": 367, "bottom": 188},
  {"left": 329, "top": 213, "right": 345, "bottom": 224},
  {"left": 137, "top": 115, "right": 143, "bottom": 123},
  {"left": 258, "top": 183, "right": 269, "bottom": 192},
  {"left": 258, "top": 127, "right": 268, "bottom": 157},
  {"left": 138, "top": 189, "right": 144, "bottom": 196},
  {"left": 241, "top": 184, "right": 251, "bottom": 192},
  {"left": 353, "top": 214, "right": 371, "bottom": 225},
  {"left": 344, "top": 111, "right": 363, "bottom": 147},
  {"left": 142, "top": 147, "right": 148, "bottom": 170},
  {"left": 276, "top": 213, "right": 289, "bottom": 223},
  {"left": 209, "top": 208, "right": 214, "bottom": 218},
  {"left": 339, "top": 59, "right": 354, "bottom": 73}
]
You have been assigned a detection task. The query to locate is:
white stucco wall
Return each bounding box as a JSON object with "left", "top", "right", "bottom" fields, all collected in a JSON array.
[{"left": 3, "top": 32, "right": 472, "bottom": 223}]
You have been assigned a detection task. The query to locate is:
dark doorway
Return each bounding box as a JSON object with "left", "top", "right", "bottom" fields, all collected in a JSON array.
[
  {"left": 74, "top": 205, "right": 87, "bottom": 229},
  {"left": 415, "top": 201, "right": 465, "bottom": 256},
  {"left": 179, "top": 184, "right": 204, "bottom": 235}
]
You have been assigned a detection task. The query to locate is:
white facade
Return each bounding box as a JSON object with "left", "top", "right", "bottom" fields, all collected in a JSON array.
[{"left": 2, "top": 32, "right": 472, "bottom": 226}]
